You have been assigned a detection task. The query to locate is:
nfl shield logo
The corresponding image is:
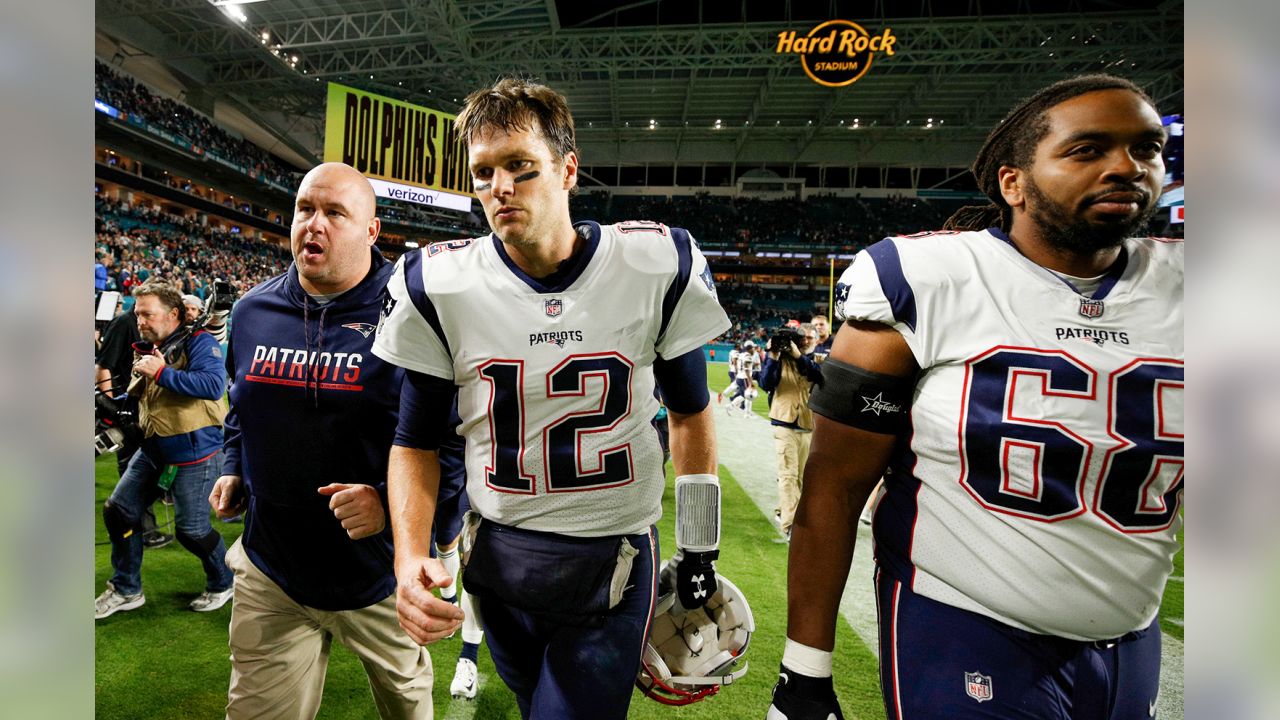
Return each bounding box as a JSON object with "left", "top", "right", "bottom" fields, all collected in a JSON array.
[
  {"left": 965, "top": 671, "right": 993, "bottom": 703},
  {"left": 544, "top": 298, "right": 563, "bottom": 318},
  {"left": 1078, "top": 298, "right": 1104, "bottom": 319}
]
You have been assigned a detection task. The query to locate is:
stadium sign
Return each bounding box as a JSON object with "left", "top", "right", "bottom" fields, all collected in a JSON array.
[
  {"left": 323, "top": 83, "right": 474, "bottom": 211},
  {"left": 776, "top": 20, "right": 897, "bottom": 87}
]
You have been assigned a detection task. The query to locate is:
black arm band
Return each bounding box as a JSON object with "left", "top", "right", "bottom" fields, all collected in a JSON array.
[{"left": 808, "top": 358, "right": 914, "bottom": 435}]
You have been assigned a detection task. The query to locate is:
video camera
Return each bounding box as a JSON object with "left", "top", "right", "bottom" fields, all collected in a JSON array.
[
  {"left": 769, "top": 328, "right": 805, "bottom": 357},
  {"left": 93, "top": 279, "right": 238, "bottom": 456}
]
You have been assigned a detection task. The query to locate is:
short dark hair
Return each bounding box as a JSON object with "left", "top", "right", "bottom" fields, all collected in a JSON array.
[
  {"left": 455, "top": 77, "right": 577, "bottom": 161},
  {"left": 944, "top": 74, "right": 1158, "bottom": 232}
]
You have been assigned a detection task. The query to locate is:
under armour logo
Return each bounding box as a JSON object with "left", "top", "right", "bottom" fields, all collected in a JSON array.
[{"left": 692, "top": 573, "right": 708, "bottom": 599}]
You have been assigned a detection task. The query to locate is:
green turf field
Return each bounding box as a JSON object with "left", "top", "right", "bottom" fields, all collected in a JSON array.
[{"left": 94, "top": 361, "right": 1182, "bottom": 717}]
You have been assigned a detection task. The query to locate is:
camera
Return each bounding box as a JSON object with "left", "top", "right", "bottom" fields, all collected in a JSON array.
[
  {"left": 95, "top": 389, "right": 141, "bottom": 456},
  {"left": 770, "top": 328, "right": 805, "bottom": 356},
  {"left": 208, "top": 279, "right": 236, "bottom": 314}
]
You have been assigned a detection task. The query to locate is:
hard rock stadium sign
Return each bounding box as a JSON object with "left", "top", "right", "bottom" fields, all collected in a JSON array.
[{"left": 775, "top": 20, "right": 899, "bottom": 87}]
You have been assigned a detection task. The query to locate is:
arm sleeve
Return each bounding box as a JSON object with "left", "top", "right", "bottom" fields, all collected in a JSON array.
[
  {"left": 371, "top": 252, "right": 455, "bottom": 378},
  {"left": 653, "top": 347, "right": 710, "bottom": 414},
  {"left": 759, "top": 356, "right": 782, "bottom": 392},
  {"left": 222, "top": 327, "right": 242, "bottom": 476},
  {"left": 654, "top": 228, "right": 732, "bottom": 359},
  {"left": 156, "top": 332, "right": 227, "bottom": 400},
  {"left": 393, "top": 370, "right": 459, "bottom": 451}
]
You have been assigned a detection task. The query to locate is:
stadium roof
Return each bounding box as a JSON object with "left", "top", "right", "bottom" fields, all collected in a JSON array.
[{"left": 96, "top": 0, "right": 1183, "bottom": 173}]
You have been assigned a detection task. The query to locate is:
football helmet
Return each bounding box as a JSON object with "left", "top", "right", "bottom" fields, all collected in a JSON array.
[{"left": 635, "top": 574, "right": 754, "bottom": 705}]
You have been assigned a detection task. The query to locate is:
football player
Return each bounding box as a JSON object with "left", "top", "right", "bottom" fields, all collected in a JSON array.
[
  {"left": 727, "top": 340, "right": 760, "bottom": 416},
  {"left": 767, "top": 74, "right": 1182, "bottom": 720},
  {"left": 718, "top": 343, "right": 743, "bottom": 404},
  {"left": 374, "top": 77, "right": 730, "bottom": 720}
]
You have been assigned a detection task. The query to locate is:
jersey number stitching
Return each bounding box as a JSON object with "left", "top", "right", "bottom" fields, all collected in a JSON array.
[
  {"left": 479, "top": 353, "right": 635, "bottom": 494},
  {"left": 959, "top": 347, "right": 1183, "bottom": 532}
]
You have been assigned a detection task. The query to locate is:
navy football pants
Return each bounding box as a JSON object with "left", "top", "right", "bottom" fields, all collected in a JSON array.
[
  {"left": 875, "top": 568, "right": 1163, "bottom": 719},
  {"left": 478, "top": 526, "right": 658, "bottom": 720}
]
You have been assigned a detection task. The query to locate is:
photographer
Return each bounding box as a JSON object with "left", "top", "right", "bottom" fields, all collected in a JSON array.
[
  {"left": 95, "top": 298, "right": 173, "bottom": 550},
  {"left": 760, "top": 323, "right": 825, "bottom": 539},
  {"left": 95, "top": 279, "right": 233, "bottom": 619}
]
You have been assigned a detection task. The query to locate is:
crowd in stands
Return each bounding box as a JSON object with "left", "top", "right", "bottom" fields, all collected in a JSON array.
[
  {"left": 567, "top": 192, "right": 965, "bottom": 340},
  {"left": 96, "top": 61, "right": 302, "bottom": 192},
  {"left": 95, "top": 194, "right": 291, "bottom": 302},
  {"left": 569, "top": 192, "right": 963, "bottom": 253}
]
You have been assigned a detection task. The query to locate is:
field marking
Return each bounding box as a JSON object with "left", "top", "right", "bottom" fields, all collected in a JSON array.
[{"left": 712, "top": 404, "right": 1185, "bottom": 719}]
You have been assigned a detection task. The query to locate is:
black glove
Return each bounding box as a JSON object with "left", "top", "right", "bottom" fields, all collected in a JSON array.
[
  {"left": 766, "top": 664, "right": 844, "bottom": 720},
  {"left": 664, "top": 548, "right": 718, "bottom": 609}
]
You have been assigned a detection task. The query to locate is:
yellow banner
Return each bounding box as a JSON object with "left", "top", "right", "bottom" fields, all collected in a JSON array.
[{"left": 323, "top": 83, "right": 474, "bottom": 197}]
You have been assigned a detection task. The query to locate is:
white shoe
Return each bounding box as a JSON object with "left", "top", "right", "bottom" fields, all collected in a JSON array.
[
  {"left": 190, "top": 587, "right": 234, "bottom": 612},
  {"left": 450, "top": 658, "right": 478, "bottom": 700},
  {"left": 95, "top": 582, "right": 145, "bottom": 619}
]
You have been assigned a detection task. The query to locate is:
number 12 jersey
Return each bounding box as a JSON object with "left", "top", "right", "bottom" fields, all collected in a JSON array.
[{"left": 374, "top": 221, "right": 729, "bottom": 538}]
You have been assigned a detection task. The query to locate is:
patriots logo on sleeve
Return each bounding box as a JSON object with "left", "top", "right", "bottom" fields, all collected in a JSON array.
[
  {"left": 833, "top": 282, "right": 851, "bottom": 319},
  {"left": 699, "top": 266, "right": 716, "bottom": 293},
  {"left": 375, "top": 296, "right": 397, "bottom": 336}
]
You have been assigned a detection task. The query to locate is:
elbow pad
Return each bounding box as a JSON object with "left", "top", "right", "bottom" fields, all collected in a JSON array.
[{"left": 675, "top": 473, "right": 720, "bottom": 552}]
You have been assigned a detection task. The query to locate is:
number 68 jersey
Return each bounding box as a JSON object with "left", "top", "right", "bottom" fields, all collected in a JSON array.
[
  {"left": 837, "top": 228, "right": 1183, "bottom": 641},
  {"left": 373, "top": 221, "right": 729, "bottom": 538}
]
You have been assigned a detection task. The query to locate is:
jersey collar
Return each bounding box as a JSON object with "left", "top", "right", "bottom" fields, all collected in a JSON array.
[
  {"left": 489, "top": 220, "right": 602, "bottom": 294},
  {"left": 987, "top": 227, "right": 1128, "bottom": 301}
]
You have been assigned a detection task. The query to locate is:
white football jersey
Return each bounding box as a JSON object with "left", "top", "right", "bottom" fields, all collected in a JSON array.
[
  {"left": 374, "top": 221, "right": 730, "bottom": 537},
  {"left": 736, "top": 351, "right": 760, "bottom": 380},
  {"left": 837, "top": 228, "right": 1183, "bottom": 640},
  {"left": 726, "top": 349, "right": 742, "bottom": 376}
]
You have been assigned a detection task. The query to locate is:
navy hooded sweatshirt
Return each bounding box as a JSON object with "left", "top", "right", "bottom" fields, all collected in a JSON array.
[{"left": 223, "top": 248, "right": 402, "bottom": 610}]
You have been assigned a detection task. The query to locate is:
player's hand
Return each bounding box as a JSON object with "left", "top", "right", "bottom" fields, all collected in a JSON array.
[
  {"left": 394, "top": 555, "right": 463, "bottom": 645},
  {"left": 665, "top": 548, "right": 718, "bottom": 609},
  {"left": 766, "top": 664, "right": 845, "bottom": 720},
  {"left": 209, "top": 474, "right": 247, "bottom": 519},
  {"left": 317, "top": 483, "right": 386, "bottom": 539},
  {"left": 132, "top": 352, "right": 166, "bottom": 379}
]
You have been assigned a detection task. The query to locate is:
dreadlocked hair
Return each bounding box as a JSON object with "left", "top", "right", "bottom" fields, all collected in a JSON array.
[{"left": 943, "top": 74, "right": 1157, "bottom": 232}]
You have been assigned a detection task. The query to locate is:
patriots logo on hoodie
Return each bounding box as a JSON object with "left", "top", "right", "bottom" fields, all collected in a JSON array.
[{"left": 342, "top": 322, "right": 378, "bottom": 338}]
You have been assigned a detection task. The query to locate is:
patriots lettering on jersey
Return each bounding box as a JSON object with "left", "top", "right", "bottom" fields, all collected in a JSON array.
[
  {"left": 528, "top": 330, "right": 584, "bottom": 348},
  {"left": 247, "top": 345, "right": 364, "bottom": 389},
  {"left": 1055, "top": 327, "right": 1130, "bottom": 346}
]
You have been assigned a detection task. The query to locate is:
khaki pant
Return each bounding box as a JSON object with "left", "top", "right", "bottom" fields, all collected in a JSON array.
[
  {"left": 224, "top": 538, "right": 433, "bottom": 720},
  {"left": 773, "top": 426, "right": 813, "bottom": 532}
]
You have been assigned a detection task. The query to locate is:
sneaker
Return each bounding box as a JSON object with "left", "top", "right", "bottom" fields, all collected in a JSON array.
[
  {"left": 450, "top": 658, "right": 478, "bottom": 700},
  {"left": 142, "top": 532, "right": 174, "bottom": 549},
  {"left": 95, "top": 583, "right": 145, "bottom": 619},
  {"left": 190, "top": 587, "right": 234, "bottom": 612}
]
